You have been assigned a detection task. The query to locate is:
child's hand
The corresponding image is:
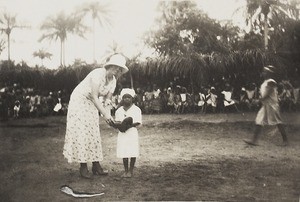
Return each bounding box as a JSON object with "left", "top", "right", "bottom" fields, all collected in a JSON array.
[
  {"left": 122, "top": 117, "right": 133, "bottom": 125},
  {"left": 118, "top": 124, "right": 128, "bottom": 133},
  {"left": 114, "top": 117, "right": 133, "bottom": 132},
  {"left": 112, "top": 121, "right": 127, "bottom": 132},
  {"left": 111, "top": 121, "right": 121, "bottom": 129}
]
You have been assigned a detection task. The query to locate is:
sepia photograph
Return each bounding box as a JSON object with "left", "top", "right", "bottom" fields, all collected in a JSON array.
[{"left": 0, "top": 0, "right": 300, "bottom": 201}]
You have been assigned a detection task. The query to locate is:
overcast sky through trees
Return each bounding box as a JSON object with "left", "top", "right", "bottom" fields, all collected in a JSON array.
[{"left": 0, "top": 0, "right": 246, "bottom": 69}]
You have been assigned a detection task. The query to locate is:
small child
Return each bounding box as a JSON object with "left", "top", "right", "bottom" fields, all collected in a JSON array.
[
  {"left": 113, "top": 88, "right": 142, "bottom": 178},
  {"left": 207, "top": 87, "right": 218, "bottom": 113},
  {"left": 13, "top": 100, "right": 21, "bottom": 119}
]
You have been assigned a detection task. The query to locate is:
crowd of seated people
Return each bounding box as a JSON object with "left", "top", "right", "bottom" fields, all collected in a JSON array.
[
  {"left": 122, "top": 81, "right": 300, "bottom": 115},
  {"left": 1, "top": 79, "right": 299, "bottom": 121},
  {"left": 0, "top": 83, "right": 69, "bottom": 121}
]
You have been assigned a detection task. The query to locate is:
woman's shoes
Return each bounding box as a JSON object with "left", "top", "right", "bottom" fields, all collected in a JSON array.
[
  {"left": 92, "top": 163, "right": 108, "bottom": 175},
  {"left": 92, "top": 167, "right": 109, "bottom": 175},
  {"left": 79, "top": 167, "right": 93, "bottom": 179}
]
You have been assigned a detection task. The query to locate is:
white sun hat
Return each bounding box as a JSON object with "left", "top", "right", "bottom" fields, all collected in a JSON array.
[
  {"left": 104, "top": 54, "right": 129, "bottom": 74},
  {"left": 120, "top": 88, "right": 136, "bottom": 98}
]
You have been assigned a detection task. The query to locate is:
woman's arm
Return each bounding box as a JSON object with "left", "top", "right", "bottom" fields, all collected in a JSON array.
[
  {"left": 103, "top": 92, "right": 113, "bottom": 106},
  {"left": 89, "top": 77, "right": 114, "bottom": 124}
]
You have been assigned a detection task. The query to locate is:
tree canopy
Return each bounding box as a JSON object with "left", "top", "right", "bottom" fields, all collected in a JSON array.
[
  {"left": 39, "top": 12, "right": 88, "bottom": 67},
  {"left": 145, "top": 1, "right": 240, "bottom": 57}
]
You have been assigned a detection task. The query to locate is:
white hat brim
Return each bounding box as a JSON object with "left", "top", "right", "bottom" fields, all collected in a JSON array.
[{"left": 104, "top": 63, "right": 128, "bottom": 73}]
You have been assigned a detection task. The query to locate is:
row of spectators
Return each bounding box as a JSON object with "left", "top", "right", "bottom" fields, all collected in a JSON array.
[
  {"left": 0, "top": 83, "right": 69, "bottom": 121},
  {"left": 1, "top": 80, "right": 299, "bottom": 121},
  {"left": 111, "top": 81, "right": 300, "bottom": 115}
]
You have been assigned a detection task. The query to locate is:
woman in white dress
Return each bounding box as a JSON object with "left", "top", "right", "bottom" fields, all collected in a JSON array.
[
  {"left": 63, "top": 54, "right": 128, "bottom": 179},
  {"left": 244, "top": 65, "right": 289, "bottom": 146},
  {"left": 114, "top": 88, "right": 142, "bottom": 178}
]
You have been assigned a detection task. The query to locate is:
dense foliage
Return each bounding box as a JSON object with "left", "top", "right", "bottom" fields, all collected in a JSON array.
[{"left": 1, "top": 0, "right": 300, "bottom": 92}]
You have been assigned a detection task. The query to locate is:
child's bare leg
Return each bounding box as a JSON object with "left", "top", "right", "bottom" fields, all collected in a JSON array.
[
  {"left": 277, "top": 124, "right": 289, "bottom": 146},
  {"left": 129, "top": 157, "right": 136, "bottom": 177},
  {"left": 122, "top": 158, "right": 129, "bottom": 177},
  {"left": 244, "top": 125, "right": 262, "bottom": 145}
]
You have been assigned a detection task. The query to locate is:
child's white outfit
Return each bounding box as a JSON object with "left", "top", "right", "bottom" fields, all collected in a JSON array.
[{"left": 115, "top": 104, "right": 142, "bottom": 158}]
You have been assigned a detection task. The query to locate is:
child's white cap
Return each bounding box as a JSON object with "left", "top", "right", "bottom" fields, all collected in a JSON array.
[{"left": 120, "top": 88, "right": 136, "bottom": 98}]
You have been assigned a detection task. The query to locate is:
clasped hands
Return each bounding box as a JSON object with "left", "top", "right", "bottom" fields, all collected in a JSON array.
[{"left": 105, "top": 116, "right": 133, "bottom": 133}]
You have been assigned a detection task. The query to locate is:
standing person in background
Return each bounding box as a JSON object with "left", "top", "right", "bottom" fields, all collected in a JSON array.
[
  {"left": 113, "top": 88, "right": 142, "bottom": 178},
  {"left": 197, "top": 87, "right": 207, "bottom": 113},
  {"left": 207, "top": 86, "right": 218, "bottom": 113},
  {"left": 135, "top": 87, "right": 144, "bottom": 113},
  {"left": 46, "top": 92, "right": 55, "bottom": 116},
  {"left": 63, "top": 54, "right": 128, "bottom": 179},
  {"left": 244, "top": 65, "right": 289, "bottom": 146},
  {"left": 13, "top": 100, "right": 21, "bottom": 119},
  {"left": 166, "top": 87, "right": 175, "bottom": 113},
  {"left": 174, "top": 86, "right": 182, "bottom": 114},
  {"left": 143, "top": 85, "right": 154, "bottom": 114}
]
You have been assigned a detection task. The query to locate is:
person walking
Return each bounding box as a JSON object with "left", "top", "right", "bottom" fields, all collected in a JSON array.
[
  {"left": 63, "top": 54, "right": 128, "bottom": 179},
  {"left": 113, "top": 88, "right": 142, "bottom": 178},
  {"left": 244, "top": 65, "right": 289, "bottom": 146}
]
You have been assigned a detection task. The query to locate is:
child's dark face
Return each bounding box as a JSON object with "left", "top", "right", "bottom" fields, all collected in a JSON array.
[{"left": 122, "top": 94, "right": 133, "bottom": 106}]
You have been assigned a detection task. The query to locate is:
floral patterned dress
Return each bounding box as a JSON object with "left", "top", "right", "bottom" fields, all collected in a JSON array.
[{"left": 63, "top": 68, "right": 116, "bottom": 163}]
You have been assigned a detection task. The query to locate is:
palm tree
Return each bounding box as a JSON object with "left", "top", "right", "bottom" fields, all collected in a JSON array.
[
  {"left": 101, "top": 40, "right": 123, "bottom": 61},
  {"left": 243, "top": 0, "right": 298, "bottom": 50},
  {"left": 0, "top": 12, "right": 27, "bottom": 66},
  {"left": 33, "top": 49, "right": 52, "bottom": 67},
  {"left": 0, "top": 39, "right": 5, "bottom": 56},
  {"left": 77, "top": 1, "right": 112, "bottom": 63},
  {"left": 39, "top": 12, "right": 87, "bottom": 67}
]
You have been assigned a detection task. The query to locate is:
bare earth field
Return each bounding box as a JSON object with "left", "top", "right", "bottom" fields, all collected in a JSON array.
[{"left": 0, "top": 112, "right": 299, "bottom": 202}]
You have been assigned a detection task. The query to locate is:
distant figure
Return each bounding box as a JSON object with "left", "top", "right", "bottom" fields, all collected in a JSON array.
[
  {"left": 13, "top": 100, "right": 21, "bottom": 119},
  {"left": 166, "top": 87, "right": 175, "bottom": 113},
  {"left": 244, "top": 65, "right": 289, "bottom": 146},
  {"left": 206, "top": 86, "right": 218, "bottom": 113},
  {"left": 221, "top": 83, "right": 239, "bottom": 112},
  {"left": 197, "top": 87, "right": 208, "bottom": 113}
]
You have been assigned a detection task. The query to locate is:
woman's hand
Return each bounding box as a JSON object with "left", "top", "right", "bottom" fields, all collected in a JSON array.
[
  {"left": 104, "top": 99, "right": 112, "bottom": 107},
  {"left": 103, "top": 113, "right": 114, "bottom": 126},
  {"left": 86, "top": 92, "right": 93, "bottom": 101}
]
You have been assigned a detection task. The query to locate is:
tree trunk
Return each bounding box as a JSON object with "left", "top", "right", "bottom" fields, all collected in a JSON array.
[
  {"left": 93, "top": 19, "right": 96, "bottom": 63},
  {"left": 130, "top": 71, "right": 134, "bottom": 89},
  {"left": 264, "top": 14, "right": 268, "bottom": 51},
  {"left": 63, "top": 41, "right": 65, "bottom": 67},
  {"left": 7, "top": 33, "right": 10, "bottom": 68},
  {"left": 60, "top": 40, "right": 63, "bottom": 67}
]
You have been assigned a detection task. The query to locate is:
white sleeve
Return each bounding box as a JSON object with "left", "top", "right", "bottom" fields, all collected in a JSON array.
[
  {"left": 89, "top": 68, "right": 106, "bottom": 87},
  {"left": 108, "top": 77, "right": 117, "bottom": 94},
  {"left": 133, "top": 106, "right": 142, "bottom": 124},
  {"left": 115, "top": 108, "right": 123, "bottom": 122}
]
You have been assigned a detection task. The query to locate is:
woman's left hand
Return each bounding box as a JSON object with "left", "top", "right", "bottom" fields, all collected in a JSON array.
[
  {"left": 106, "top": 119, "right": 115, "bottom": 126},
  {"left": 104, "top": 99, "right": 112, "bottom": 107},
  {"left": 103, "top": 114, "right": 114, "bottom": 126}
]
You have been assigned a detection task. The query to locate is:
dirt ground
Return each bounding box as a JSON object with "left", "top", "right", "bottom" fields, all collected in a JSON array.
[{"left": 0, "top": 112, "right": 299, "bottom": 202}]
